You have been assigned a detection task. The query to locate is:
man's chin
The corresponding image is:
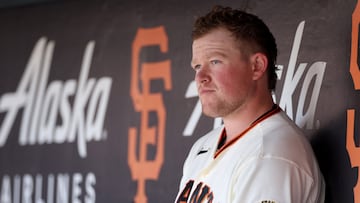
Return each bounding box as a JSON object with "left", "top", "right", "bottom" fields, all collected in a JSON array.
[{"left": 202, "top": 109, "right": 220, "bottom": 118}]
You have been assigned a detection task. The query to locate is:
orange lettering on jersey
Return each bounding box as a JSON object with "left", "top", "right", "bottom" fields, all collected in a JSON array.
[
  {"left": 350, "top": 0, "right": 360, "bottom": 89},
  {"left": 347, "top": 1, "right": 360, "bottom": 202},
  {"left": 347, "top": 109, "right": 360, "bottom": 203},
  {"left": 177, "top": 181, "right": 195, "bottom": 203},
  {"left": 128, "top": 26, "right": 172, "bottom": 203},
  {"left": 176, "top": 181, "right": 214, "bottom": 203}
]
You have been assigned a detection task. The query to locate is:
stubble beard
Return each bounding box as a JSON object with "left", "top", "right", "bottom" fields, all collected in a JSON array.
[{"left": 200, "top": 95, "right": 245, "bottom": 119}]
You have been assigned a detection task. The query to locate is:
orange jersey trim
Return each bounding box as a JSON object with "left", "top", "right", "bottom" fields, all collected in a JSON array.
[{"left": 214, "top": 105, "right": 281, "bottom": 159}]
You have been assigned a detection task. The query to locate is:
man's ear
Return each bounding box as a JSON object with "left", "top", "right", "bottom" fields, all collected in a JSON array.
[{"left": 251, "top": 53, "right": 268, "bottom": 80}]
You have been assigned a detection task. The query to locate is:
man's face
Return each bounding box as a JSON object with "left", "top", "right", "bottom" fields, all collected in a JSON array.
[{"left": 191, "top": 27, "right": 255, "bottom": 118}]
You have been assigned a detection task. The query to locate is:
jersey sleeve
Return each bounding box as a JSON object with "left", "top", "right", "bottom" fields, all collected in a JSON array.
[
  {"left": 177, "top": 135, "right": 205, "bottom": 191},
  {"left": 230, "top": 156, "right": 322, "bottom": 203}
]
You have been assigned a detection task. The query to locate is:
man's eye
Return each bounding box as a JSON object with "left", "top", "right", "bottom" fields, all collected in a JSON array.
[
  {"left": 211, "top": 60, "right": 220, "bottom": 65},
  {"left": 193, "top": 65, "right": 201, "bottom": 71}
]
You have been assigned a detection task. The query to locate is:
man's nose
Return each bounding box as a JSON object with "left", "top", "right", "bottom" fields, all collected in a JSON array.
[{"left": 195, "top": 66, "right": 210, "bottom": 84}]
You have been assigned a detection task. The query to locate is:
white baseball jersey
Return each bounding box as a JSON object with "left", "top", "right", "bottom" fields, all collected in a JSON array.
[{"left": 175, "top": 108, "right": 325, "bottom": 203}]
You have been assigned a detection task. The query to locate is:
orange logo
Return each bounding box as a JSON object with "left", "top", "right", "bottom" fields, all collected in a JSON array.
[
  {"left": 347, "top": 1, "right": 360, "bottom": 202},
  {"left": 350, "top": 0, "right": 360, "bottom": 90},
  {"left": 128, "top": 26, "right": 172, "bottom": 203}
]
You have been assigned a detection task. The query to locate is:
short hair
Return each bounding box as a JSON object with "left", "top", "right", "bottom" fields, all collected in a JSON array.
[{"left": 192, "top": 5, "right": 278, "bottom": 91}]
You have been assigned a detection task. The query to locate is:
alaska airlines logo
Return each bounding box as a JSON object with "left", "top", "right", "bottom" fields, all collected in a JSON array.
[
  {"left": 128, "top": 26, "right": 172, "bottom": 203},
  {"left": 183, "top": 21, "right": 326, "bottom": 136},
  {"left": 176, "top": 180, "right": 214, "bottom": 203},
  {"left": 0, "top": 37, "right": 112, "bottom": 158},
  {"left": 1, "top": 172, "right": 96, "bottom": 203},
  {"left": 346, "top": 1, "right": 360, "bottom": 202}
]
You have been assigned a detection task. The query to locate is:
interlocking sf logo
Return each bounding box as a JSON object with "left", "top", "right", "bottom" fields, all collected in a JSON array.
[
  {"left": 347, "top": 1, "right": 360, "bottom": 202},
  {"left": 128, "top": 26, "right": 172, "bottom": 203}
]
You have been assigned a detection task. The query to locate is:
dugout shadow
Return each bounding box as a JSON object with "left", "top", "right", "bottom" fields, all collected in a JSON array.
[{"left": 310, "top": 115, "right": 356, "bottom": 203}]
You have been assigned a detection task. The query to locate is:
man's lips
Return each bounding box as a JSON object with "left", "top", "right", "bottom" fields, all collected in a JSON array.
[{"left": 198, "top": 88, "right": 215, "bottom": 95}]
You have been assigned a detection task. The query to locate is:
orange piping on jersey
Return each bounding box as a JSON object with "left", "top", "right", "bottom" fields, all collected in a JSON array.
[{"left": 214, "top": 105, "right": 281, "bottom": 159}]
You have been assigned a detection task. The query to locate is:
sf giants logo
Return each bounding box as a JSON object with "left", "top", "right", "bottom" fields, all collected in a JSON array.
[
  {"left": 128, "top": 26, "right": 172, "bottom": 203},
  {"left": 347, "top": 1, "right": 360, "bottom": 202}
]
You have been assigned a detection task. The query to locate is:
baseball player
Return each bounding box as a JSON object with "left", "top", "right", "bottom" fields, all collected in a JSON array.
[{"left": 175, "top": 5, "right": 325, "bottom": 203}]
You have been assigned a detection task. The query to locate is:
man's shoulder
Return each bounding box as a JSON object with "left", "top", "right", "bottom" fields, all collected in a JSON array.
[
  {"left": 194, "top": 125, "right": 223, "bottom": 146},
  {"left": 258, "top": 111, "right": 318, "bottom": 172},
  {"left": 187, "top": 126, "right": 224, "bottom": 157},
  {"left": 260, "top": 110, "right": 308, "bottom": 144}
]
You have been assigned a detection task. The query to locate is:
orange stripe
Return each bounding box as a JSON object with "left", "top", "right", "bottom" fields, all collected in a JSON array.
[{"left": 214, "top": 105, "right": 281, "bottom": 159}]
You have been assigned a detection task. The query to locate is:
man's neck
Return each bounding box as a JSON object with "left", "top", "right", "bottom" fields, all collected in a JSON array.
[{"left": 222, "top": 98, "right": 275, "bottom": 142}]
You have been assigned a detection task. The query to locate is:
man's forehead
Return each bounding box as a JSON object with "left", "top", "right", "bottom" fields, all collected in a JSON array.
[
  {"left": 192, "top": 35, "right": 230, "bottom": 48},
  {"left": 192, "top": 40, "right": 228, "bottom": 50},
  {"left": 192, "top": 34, "right": 239, "bottom": 52},
  {"left": 192, "top": 48, "right": 227, "bottom": 58},
  {"left": 192, "top": 40, "right": 239, "bottom": 58}
]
